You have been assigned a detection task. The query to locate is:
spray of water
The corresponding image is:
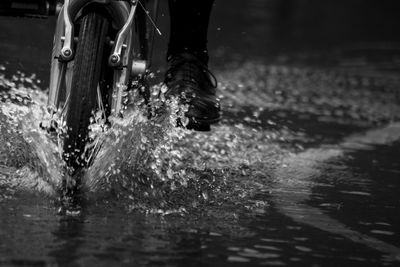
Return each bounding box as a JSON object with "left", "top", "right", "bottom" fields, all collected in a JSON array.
[
  {"left": 0, "top": 67, "right": 283, "bottom": 215},
  {"left": 2, "top": 61, "right": 399, "bottom": 215}
]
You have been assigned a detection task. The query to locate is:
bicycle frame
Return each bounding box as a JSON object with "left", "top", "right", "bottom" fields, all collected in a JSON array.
[{"left": 47, "top": 0, "right": 157, "bottom": 118}]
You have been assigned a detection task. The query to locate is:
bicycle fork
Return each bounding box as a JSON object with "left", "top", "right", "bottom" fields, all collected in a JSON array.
[{"left": 47, "top": 0, "right": 150, "bottom": 118}]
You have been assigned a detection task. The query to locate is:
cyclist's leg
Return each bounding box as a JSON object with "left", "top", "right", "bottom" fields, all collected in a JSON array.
[
  {"left": 167, "top": 0, "right": 214, "bottom": 64},
  {"left": 165, "top": 0, "right": 220, "bottom": 131}
]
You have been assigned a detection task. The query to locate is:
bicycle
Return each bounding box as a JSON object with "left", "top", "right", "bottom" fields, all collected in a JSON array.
[
  {"left": 4, "top": 0, "right": 160, "bottom": 166},
  {"left": 1, "top": 0, "right": 160, "bottom": 202},
  {"left": 47, "top": 0, "right": 160, "bottom": 171}
]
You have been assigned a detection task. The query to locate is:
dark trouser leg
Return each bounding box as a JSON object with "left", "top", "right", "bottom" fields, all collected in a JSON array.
[{"left": 167, "top": 0, "right": 214, "bottom": 65}]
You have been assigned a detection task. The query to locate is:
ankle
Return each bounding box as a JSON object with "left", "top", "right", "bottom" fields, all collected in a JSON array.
[{"left": 167, "top": 49, "right": 209, "bottom": 65}]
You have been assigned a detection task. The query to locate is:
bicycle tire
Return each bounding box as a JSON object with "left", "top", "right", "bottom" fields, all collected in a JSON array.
[{"left": 63, "top": 11, "right": 109, "bottom": 170}]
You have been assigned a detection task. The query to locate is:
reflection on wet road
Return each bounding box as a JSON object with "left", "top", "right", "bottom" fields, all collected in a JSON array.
[
  {"left": 273, "top": 123, "right": 400, "bottom": 263},
  {"left": 1, "top": 0, "right": 400, "bottom": 266}
]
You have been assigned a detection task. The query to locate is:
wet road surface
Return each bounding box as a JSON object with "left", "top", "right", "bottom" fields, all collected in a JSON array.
[{"left": 1, "top": 0, "right": 400, "bottom": 266}]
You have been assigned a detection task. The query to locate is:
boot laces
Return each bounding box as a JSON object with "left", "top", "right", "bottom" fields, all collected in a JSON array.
[{"left": 165, "top": 54, "right": 217, "bottom": 90}]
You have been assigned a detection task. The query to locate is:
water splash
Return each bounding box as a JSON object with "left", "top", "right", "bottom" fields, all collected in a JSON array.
[
  {"left": 0, "top": 68, "right": 282, "bottom": 215},
  {"left": 1, "top": 61, "right": 400, "bottom": 218}
]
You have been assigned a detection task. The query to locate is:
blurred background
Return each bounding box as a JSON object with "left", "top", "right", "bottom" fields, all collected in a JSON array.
[{"left": 1, "top": 0, "right": 400, "bottom": 87}]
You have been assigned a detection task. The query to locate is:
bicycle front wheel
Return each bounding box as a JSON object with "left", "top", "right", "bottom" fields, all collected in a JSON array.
[{"left": 63, "top": 11, "right": 109, "bottom": 170}]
